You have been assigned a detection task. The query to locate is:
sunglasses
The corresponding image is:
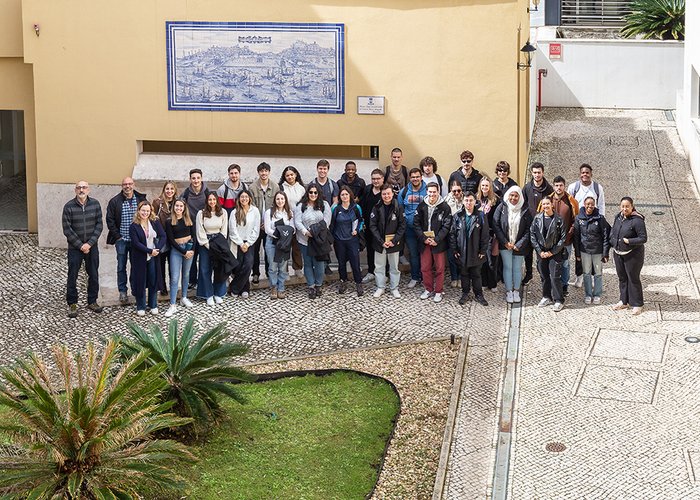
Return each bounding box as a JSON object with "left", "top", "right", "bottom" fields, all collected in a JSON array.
[
  {"left": 451, "top": 189, "right": 462, "bottom": 194},
  {"left": 461, "top": 159, "right": 472, "bottom": 164},
  {"left": 308, "top": 191, "right": 318, "bottom": 195},
  {"left": 496, "top": 168, "right": 507, "bottom": 173}
]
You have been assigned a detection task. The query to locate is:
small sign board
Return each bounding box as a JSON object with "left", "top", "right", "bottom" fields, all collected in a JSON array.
[
  {"left": 358, "top": 96, "right": 385, "bottom": 115},
  {"left": 549, "top": 43, "right": 562, "bottom": 60}
]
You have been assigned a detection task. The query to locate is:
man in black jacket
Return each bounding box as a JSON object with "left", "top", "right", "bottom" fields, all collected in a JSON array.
[
  {"left": 369, "top": 184, "right": 406, "bottom": 298},
  {"left": 105, "top": 176, "right": 147, "bottom": 304},
  {"left": 450, "top": 191, "right": 489, "bottom": 306},
  {"left": 521, "top": 162, "right": 553, "bottom": 284},
  {"left": 530, "top": 197, "right": 567, "bottom": 311},
  {"left": 62, "top": 181, "right": 103, "bottom": 318}
]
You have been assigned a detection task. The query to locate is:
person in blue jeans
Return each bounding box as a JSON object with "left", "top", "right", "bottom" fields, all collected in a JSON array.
[
  {"left": 398, "top": 168, "right": 427, "bottom": 288},
  {"left": 573, "top": 196, "right": 610, "bottom": 305},
  {"left": 294, "top": 184, "right": 332, "bottom": 299},
  {"left": 129, "top": 201, "right": 165, "bottom": 316},
  {"left": 164, "top": 199, "right": 196, "bottom": 317},
  {"left": 265, "top": 191, "right": 295, "bottom": 299},
  {"left": 196, "top": 192, "right": 228, "bottom": 306}
]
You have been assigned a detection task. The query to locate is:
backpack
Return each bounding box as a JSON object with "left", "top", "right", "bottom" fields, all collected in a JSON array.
[
  {"left": 384, "top": 165, "right": 408, "bottom": 186},
  {"left": 572, "top": 180, "right": 600, "bottom": 199}
]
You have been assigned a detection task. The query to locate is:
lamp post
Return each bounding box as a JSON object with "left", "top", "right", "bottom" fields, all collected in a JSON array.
[{"left": 517, "top": 41, "right": 536, "bottom": 70}]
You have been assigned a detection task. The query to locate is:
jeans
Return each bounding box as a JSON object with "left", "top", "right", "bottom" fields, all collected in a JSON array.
[
  {"left": 115, "top": 238, "right": 132, "bottom": 293},
  {"left": 374, "top": 250, "right": 400, "bottom": 290},
  {"left": 580, "top": 252, "right": 603, "bottom": 298},
  {"left": 135, "top": 258, "right": 157, "bottom": 311},
  {"left": 613, "top": 247, "right": 644, "bottom": 307},
  {"left": 447, "top": 250, "right": 460, "bottom": 281},
  {"left": 265, "top": 238, "right": 289, "bottom": 291},
  {"left": 169, "top": 247, "right": 193, "bottom": 305},
  {"left": 500, "top": 249, "right": 524, "bottom": 292},
  {"left": 196, "top": 245, "right": 227, "bottom": 299},
  {"left": 252, "top": 232, "right": 268, "bottom": 277},
  {"left": 229, "top": 247, "right": 254, "bottom": 295},
  {"left": 334, "top": 238, "right": 362, "bottom": 284},
  {"left": 420, "top": 247, "right": 446, "bottom": 293},
  {"left": 66, "top": 246, "right": 100, "bottom": 305},
  {"left": 300, "top": 243, "right": 325, "bottom": 287},
  {"left": 562, "top": 244, "right": 573, "bottom": 286},
  {"left": 538, "top": 255, "right": 564, "bottom": 303},
  {"left": 404, "top": 225, "right": 422, "bottom": 281}
]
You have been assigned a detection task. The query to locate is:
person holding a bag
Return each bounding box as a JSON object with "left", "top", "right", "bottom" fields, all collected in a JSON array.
[
  {"left": 152, "top": 181, "right": 178, "bottom": 296},
  {"left": 331, "top": 186, "right": 365, "bottom": 296}
]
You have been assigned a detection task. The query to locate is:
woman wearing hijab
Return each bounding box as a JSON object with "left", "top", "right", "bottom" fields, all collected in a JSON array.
[
  {"left": 609, "top": 196, "right": 647, "bottom": 315},
  {"left": 493, "top": 186, "right": 532, "bottom": 303},
  {"left": 573, "top": 196, "right": 610, "bottom": 305}
]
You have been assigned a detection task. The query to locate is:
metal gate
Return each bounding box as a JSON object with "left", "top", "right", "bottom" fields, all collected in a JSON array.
[{"left": 560, "top": 0, "right": 632, "bottom": 25}]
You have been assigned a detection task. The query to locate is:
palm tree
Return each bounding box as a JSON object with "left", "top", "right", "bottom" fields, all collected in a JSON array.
[
  {"left": 621, "top": 0, "right": 685, "bottom": 41},
  {"left": 0, "top": 339, "right": 195, "bottom": 499},
  {"left": 121, "top": 318, "right": 255, "bottom": 440}
]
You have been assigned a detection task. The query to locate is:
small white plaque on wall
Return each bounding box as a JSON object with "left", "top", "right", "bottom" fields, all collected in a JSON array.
[{"left": 357, "top": 96, "right": 385, "bottom": 115}]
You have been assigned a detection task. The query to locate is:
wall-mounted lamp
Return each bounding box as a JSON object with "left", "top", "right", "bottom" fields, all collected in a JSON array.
[
  {"left": 33, "top": 23, "right": 40, "bottom": 37},
  {"left": 528, "top": 0, "right": 541, "bottom": 13},
  {"left": 517, "top": 41, "right": 536, "bottom": 70}
]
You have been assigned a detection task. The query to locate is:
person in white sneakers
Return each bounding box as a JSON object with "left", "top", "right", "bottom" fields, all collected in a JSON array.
[
  {"left": 228, "top": 190, "right": 261, "bottom": 298},
  {"left": 493, "top": 186, "right": 533, "bottom": 304},
  {"left": 196, "top": 193, "right": 229, "bottom": 306},
  {"left": 530, "top": 197, "right": 567, "bottom": 312},
  {"left": 369, "top": 184, "right": 406, "bottom": 299},
  {"left": 164, "top": 199, "right": 196, "bottom": 317}
]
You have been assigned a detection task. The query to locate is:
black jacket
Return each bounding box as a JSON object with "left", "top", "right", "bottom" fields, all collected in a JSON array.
[
  {"left": 106, "top": 190, "right": 147, "bottom": 244},
  {"left": 530, "top": 212, "right": 567, "bottom": 259},
  {"left": 413, "top": 200, "right": 452, "bottom": 254},
  {"left": 574, "top": 207, "right": 611, "bottom": 257},
  {"left": 307, "top": 221, "right": 332, "bottom": 261},
  {"left": 62, "top": 196, "right": 103, "bottom": 250},
  {"left": 208, "top": 233, "right": 239, "bottom": 283},
  {"left": 522, "top": 179, "right": 553, "bottom": 217},
  {"left": 493, "top": 204, "right": 533, "bottom": 255},
  {"left": 273, "top": 223, "right": 296, "bottom": 263},
  {"left": 450, "top": 209, "right": 489, "bottom": 268},
  {"left": 369, "top": 199, "right": 406, "bottom": 254},
  {"left": 448, "top": 168, "right": 482, "bottom": 196},
  {"left": 609, "top": 211, "right": 647, "bottom": 253}
]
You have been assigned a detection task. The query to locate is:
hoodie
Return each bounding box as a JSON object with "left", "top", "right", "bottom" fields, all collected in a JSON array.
[
  {"left": 414, "top": 194, "right": 452, "bottom": 254},
  {"left": 398, "top": 181, "right": 427, "bottom": 226}
]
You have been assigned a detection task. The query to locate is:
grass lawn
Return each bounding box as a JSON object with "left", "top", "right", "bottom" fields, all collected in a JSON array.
[{"left": 183, "top": 370, "right": 400, "bottom": 499}]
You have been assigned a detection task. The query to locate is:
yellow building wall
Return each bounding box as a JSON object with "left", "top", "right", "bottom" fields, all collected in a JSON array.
[
  {"left": 0, "top": 0, "right": 23, "bottom": 57},
  {"left": 20, "top": 0, "right": 529, "bottom": 187}
]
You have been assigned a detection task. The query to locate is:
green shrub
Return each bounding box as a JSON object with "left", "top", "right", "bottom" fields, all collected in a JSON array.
[
  {"left": 121, "top": 318, "right": 255, "bottom": 440},
  {"left": 621, "top": 0, "right": 685, "bottom": 40},
  {"left": 0, "top": 340, "right": 194, "bottom": 499}
]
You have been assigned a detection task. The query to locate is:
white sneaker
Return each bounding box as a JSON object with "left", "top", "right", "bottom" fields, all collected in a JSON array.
[
  {"left": 506, "top": 291, "right": 514, "bottom": 303},
  {"left": 164, "top": 304, "right": 177, "bottom": 317},
  {"left": 407, "top": 279, "right": 418, "bottom": 289},
  {"left": 552, "top": 302, "right": 564, "bottom": 312},
  {"left": 391, "top": 289, "right": 401, "bottom": 299},
  {"left": 573, "top": 275, "right": 584, "bottom": 288},
  {"left": 612, "top": 301, "right": 628, "bottom": 311},
  {"left": 241, "top": 292, "right": 249, "bottom": 298},
  {"left": 214, "top": 296, "right": 224, "bottom": 304},
  {"left": 513, "top": 291, "right": 521, "bottom": 303},
  {"left": 433, "top": 293, "right": 443, "bottom": 303},
  {"left": 490, "top": 287, "right": 498, "bottom": 293},
  {"left": 400, "top": 255, "right": 410, "bottom": 265},
  {"left": 584, "top": 296, "right": 592, "bottom": 305},
  {"left": 420, "top": 290, "right": 432, "bottom": 300},
  {"left": 451, "top": 280, "right": 460, "bottom": 288},
  {"left": 150, "top": 307, "right": 159, "bottom": 315},
  {"left": 181, "top": 297, "right": 193, "bottom": 308},
  {"left": 206, "top": 297, "right": 215, "bottom": 306},
  {"left": 362, "top": 273, "right": 374, "bottom": 283},
  {"left": 631, "top": 306, "right": 643, "bottom": 315},
  {"left": 538, "top": 298, "right": 552, "bottom": 307},
  {"left": 592, "top": 296, "right": 601, "bottom": 304},
  {"left": 373, "top": 288, "right": 384, "bottom": 298},
  {"left": 136, "top": 310, "right": 146, "bottom": 316}
]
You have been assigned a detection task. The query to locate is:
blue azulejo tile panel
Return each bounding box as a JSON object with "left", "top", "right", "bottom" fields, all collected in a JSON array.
[{"left": 166, "top": 21, "right": 345, "bottom": 114}]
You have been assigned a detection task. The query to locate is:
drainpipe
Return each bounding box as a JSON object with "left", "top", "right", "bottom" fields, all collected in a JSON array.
[{"left": 537, "top": 69, "right": 547, "bottom": 111}]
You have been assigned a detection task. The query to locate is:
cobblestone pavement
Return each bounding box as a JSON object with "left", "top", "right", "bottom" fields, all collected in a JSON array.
[{"left": 509, "top": 109, "right": 700, "bottom": 498}]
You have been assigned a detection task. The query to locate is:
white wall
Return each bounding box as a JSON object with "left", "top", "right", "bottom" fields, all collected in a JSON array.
[
  {"left": 534, "top": 32, "right": 684, "bottom": 109},
  {"left": 677, "top": 0, "right": 700, "bottom": 187}
]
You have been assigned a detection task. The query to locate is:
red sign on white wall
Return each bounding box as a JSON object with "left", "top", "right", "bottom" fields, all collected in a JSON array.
[{"left": 549, "top": 43, "right": 562, "bottom": 60}]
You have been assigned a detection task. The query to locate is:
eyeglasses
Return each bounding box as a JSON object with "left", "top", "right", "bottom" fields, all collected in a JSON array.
[
  {"left": 461, "top": 159, "right": 472, "bottom": 164},
  {"left": 76, "top": 186, "right": 89, "bottom": 190}
]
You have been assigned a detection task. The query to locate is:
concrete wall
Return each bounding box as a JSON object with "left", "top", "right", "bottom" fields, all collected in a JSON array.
[
  {"left": 677, "top": 0, "right": 700, "bottom": 187},
  {"left": 534, "top": 32, "right": 684, "bottom": 109}
]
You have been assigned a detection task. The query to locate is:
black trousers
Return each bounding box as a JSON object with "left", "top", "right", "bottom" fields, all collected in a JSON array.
[
  {"left": 365, "top": 230, "right": 376, "bottom": 274},
  {"left": 335, "top": 238, "right": 362, "bottom": 283},
  {"left": 538, "top": 255, "right": 564, "bottom": 303},
  {"left": 157, "top": 250, "right": 169, "bottom": 293},
  {"left": 189, "top": 242, "right": 199, "bottom": 285},
  {"left": 229, "top": 248, "right": 254, "bottom": 295},
  {"left": 524, "top": 250, "right": 534, "bottom": 279},
  {"left": 67, "top": 246, "right": 100, "bottom": 305},
  {"left": 613, "top": 247, "right": 644, "bottom": 307},
  {"left": 252, "top": 232, "right": 268, "bottom": 277},
  {"left": 460, "top": 264, "right": 483, "bottom": 296}
]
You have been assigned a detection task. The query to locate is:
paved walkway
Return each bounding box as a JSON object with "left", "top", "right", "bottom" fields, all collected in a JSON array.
[{"left": 439, "top": 108, "right": 700, "bottom": 499}]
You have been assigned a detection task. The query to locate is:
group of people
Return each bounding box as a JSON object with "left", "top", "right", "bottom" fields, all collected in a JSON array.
[{"left": 61, "top": 148, "right": 648, "bottom": 317}]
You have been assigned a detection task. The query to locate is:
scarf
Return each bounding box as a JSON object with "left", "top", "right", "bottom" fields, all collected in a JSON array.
[{"left": 504, "top": 186, "right": 524, "bottom": 244}]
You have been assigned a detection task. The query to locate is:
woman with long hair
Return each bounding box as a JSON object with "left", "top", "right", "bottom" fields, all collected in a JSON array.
[
  {"left": 279, "top": 165, "right": 305, "bottom": 275},
  {"left": 129, "top": 201, "right": 166, "bottom": 316},
  {"left": 196, "top": 192, "right": 228, "bottom": 306},
  {"left": 152, "top": 180, "right": 178, "bottom": 295},
  {"left": 609, "top": 196, "right": 647, "bottom": 315},
  {"left": 493, "top": 186, "right": 532, "bottom": 303},
  {"left": 228, "top": 190, "right": 260, "bottom": 298},
  {"left": 331, "top": 186, "right": 364, "bottom": 296},
  {"left": 294, "top": 184, "right": 332, "bottom": 299},
  {"left": 264, "top": 191, "right": 295, "bottom": 299},
  {"left": 164, "top": 198, "right": 195, "bottom": 317},
  {"left": 478, "top": 175, "right": 501, "bottom": 291}
]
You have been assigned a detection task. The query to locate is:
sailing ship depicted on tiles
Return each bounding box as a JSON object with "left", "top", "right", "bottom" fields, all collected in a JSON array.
[{"left": 166, "top": 22, "right": 345, "bottom": 113}]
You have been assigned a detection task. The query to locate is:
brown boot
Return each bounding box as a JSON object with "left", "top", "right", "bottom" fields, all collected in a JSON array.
[
  {"left": 269, "top": 288, "right": 278, "bottom": 300},
  {"left": 277, "top": 290, "right": 287, "bottom": 299}
]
